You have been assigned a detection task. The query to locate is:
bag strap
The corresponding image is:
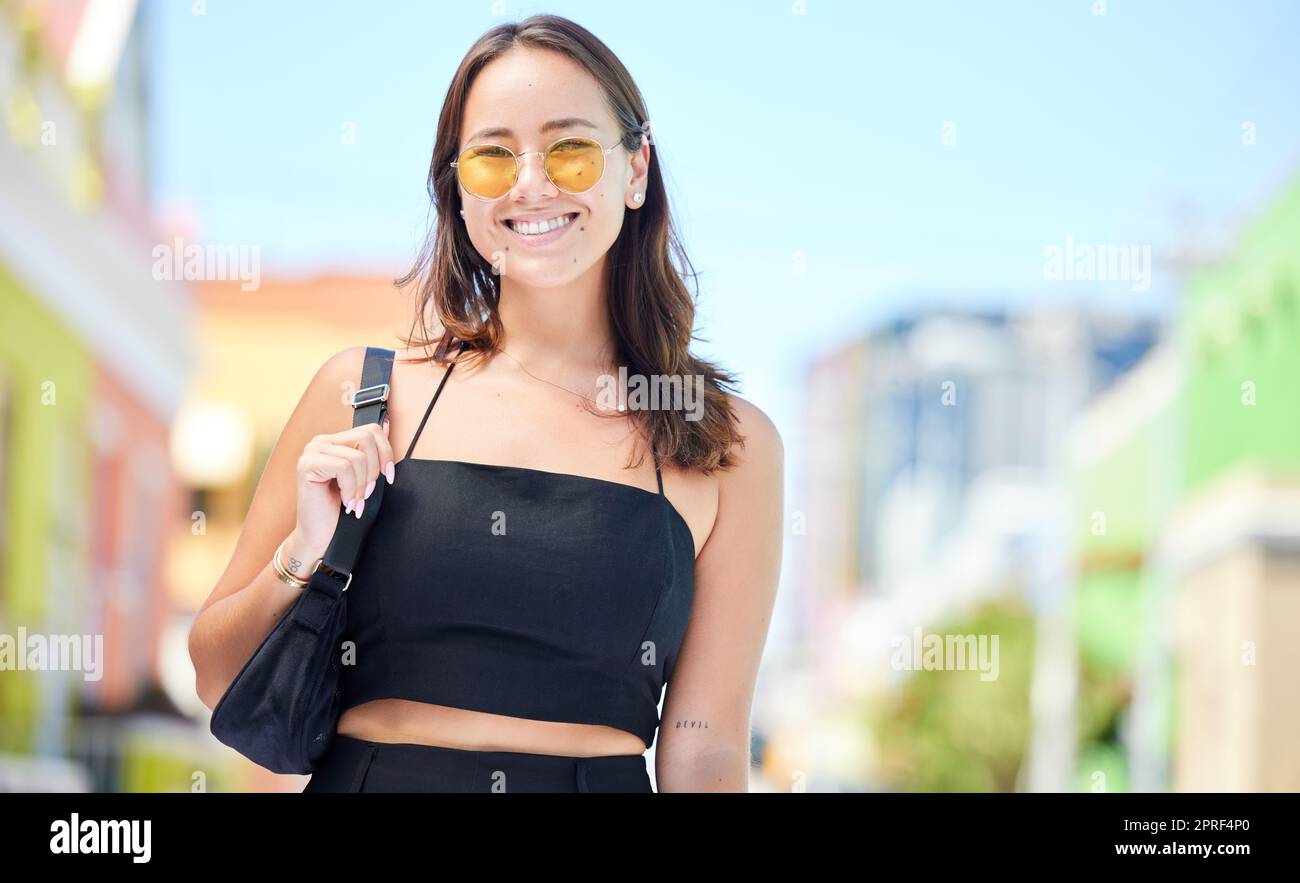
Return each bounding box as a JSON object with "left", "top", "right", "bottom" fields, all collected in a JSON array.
[{"left": 309, "top": 346, "right": 395, "bottom": 595}]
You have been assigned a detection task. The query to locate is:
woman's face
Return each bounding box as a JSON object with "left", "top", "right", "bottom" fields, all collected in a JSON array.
[{"left": 455, "top": 47, "right": 648, "bottom": 289}]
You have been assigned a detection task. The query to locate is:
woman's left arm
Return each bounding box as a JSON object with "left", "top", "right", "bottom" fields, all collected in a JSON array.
[{"left": 655, "top": 395, "right": 784, "bottom": 792}]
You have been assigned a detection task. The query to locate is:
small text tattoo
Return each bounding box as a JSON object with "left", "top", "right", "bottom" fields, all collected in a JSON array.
[{"left": 674, "top": 720, "right": 709, "bottom": 730}]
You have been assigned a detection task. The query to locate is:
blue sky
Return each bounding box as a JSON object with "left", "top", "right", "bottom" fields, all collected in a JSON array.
[{"left": 146, "top": 0, "right": 1300, "bottom": 519}]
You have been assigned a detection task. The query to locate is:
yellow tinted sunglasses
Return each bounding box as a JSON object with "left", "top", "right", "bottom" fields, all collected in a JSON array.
[{"left": 451, "top": 135, "right": 623, "bottom": 201}]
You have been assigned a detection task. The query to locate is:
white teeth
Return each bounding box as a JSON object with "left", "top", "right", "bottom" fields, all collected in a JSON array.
[{"left": 507, "top": 213, "right": 574, "bottom": 235}]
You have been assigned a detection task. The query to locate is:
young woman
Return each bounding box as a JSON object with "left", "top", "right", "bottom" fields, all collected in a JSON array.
[{"left": 189, "top": 14, "right": 783, "bottom": 793}]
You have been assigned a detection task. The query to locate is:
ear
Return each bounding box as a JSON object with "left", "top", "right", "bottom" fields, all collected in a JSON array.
[{"left": 626, "top": 134, "right": 651, "bottom": 207}]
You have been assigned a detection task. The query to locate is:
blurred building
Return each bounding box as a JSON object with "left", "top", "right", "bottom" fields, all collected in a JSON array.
[
  {"left": 798, "top": 306, "right": 1158, "bottom": 609},
  {"left": 1071, "top": 170, "right": 1300, "bottom": 792},
  {"left": 0, "top": 1, "right": 198, "bottom": 790},
  {"left": 789, "top": 303, "right": 1161, "bottom": 789},
  {"left": 1062, "top": 342, "right": 1182, "bottom": 792}
]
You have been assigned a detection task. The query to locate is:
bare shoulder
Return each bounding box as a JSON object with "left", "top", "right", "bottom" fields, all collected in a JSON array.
[
  {"left": 675, "top": 393, "right": 781, "bottom": 556},
  {"left": 722, "top": 392, "right": 784, "bottom": 476},
  {"left": 711, "top": 393, "right": 783, "bottom": 532}
]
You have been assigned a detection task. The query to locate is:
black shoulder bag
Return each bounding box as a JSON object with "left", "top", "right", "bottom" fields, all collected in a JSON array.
[{"left": 208, "top": 346, "right": 395, "bottom": 774}]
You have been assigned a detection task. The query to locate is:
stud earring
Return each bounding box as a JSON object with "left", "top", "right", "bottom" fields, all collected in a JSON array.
[
  {"left": 632, "top": 193, "right": 643, "bottom": 204},
  {"left": 459, "top": 209, "right": 466, "bottom": 218}
]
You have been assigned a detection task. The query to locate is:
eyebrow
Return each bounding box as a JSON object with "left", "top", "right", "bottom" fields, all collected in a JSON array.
[{"left": 464, "top": 117, "right": 600, "bottom": 144}]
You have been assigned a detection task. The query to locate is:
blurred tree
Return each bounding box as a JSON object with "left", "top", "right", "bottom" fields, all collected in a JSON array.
[{"left": 866, "top": 594, "right": 1036, "bottom": 791}]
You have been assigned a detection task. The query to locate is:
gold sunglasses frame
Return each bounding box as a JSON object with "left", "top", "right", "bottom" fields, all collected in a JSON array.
[{"left": 450, "top": 135, "right": 623, "bottom": 201}]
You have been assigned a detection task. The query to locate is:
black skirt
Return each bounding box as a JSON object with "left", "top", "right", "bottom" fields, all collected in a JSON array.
[{"left": 301, "top": 733, "right": 654, "bottom": 793}]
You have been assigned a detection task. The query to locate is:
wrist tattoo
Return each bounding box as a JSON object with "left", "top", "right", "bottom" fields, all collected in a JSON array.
[{"left": 288, "top": 555, "right": 303, "bottom": 574}]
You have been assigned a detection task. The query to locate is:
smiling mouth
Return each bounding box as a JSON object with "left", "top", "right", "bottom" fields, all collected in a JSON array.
[{"left": 502, "top": 212, "right": 579, "bottom": 235}]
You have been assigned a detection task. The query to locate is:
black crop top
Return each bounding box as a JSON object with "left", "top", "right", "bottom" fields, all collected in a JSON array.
[{"left": 336, "top": 351, "right": 696, "bottom": 750}]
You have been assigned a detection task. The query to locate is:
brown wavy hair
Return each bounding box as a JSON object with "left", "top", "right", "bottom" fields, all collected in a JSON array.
[{"left": 393, "top": 13, "right": 743, "bottom": 473}]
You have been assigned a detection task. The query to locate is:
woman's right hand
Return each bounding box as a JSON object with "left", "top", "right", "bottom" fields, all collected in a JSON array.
[{"left": 292, "top": 417, "right": 398, "bottom": 556}]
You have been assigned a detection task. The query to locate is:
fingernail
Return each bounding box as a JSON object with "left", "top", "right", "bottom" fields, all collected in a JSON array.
[
  {"left": 385, "top": 461, "right": 395, "bottom": 484},
  {"left": 355, "top": 498, "right": 365, "bottom": 519},
  {"left": 343, "top": 500, "right": 353, "bottom": 514},
  {"left": 364, "top": 479, "right": 376, "bottom": 499}
]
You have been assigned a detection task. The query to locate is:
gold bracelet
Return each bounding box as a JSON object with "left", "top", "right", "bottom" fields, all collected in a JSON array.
[{"left": 273, "top": 538, "right": 311, "bottom": 589}]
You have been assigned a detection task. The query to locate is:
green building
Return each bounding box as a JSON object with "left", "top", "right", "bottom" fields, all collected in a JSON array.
[{"left": 1067, "top": 171, "right": 1300, "bottom": 792}]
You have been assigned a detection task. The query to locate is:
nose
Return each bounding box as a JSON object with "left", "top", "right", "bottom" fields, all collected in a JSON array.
[{"left": 511, "top": 150, "right": 559, "bottom": 200}]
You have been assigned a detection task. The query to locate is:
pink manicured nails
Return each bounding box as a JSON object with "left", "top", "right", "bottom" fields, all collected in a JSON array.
[
  {"left": 384, "top": 461, "right": 395, "bottom": 484},
  {"left": 354, "top": 498, "right": 364, "bottom": 519},
  {"left": 364, "top": 479, "right": 376, "bottom": 499}
]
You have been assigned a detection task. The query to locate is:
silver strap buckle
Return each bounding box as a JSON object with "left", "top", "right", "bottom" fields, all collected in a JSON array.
[{"left": 350, "top": 383, "right": 389, "bottom": 409}]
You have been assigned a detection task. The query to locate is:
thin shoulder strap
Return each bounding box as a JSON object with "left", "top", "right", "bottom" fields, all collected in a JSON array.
[
  {"left": 652, "top": 447, "right": 664, "bottom": 496},
  {"left": 403, "top": 340, "right": 468, "bottom": 460}
]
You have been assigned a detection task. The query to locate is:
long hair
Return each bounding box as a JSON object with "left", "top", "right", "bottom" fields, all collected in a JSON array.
[{"left": 395, "top": 13, "right": 743, "bottom": 473}]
